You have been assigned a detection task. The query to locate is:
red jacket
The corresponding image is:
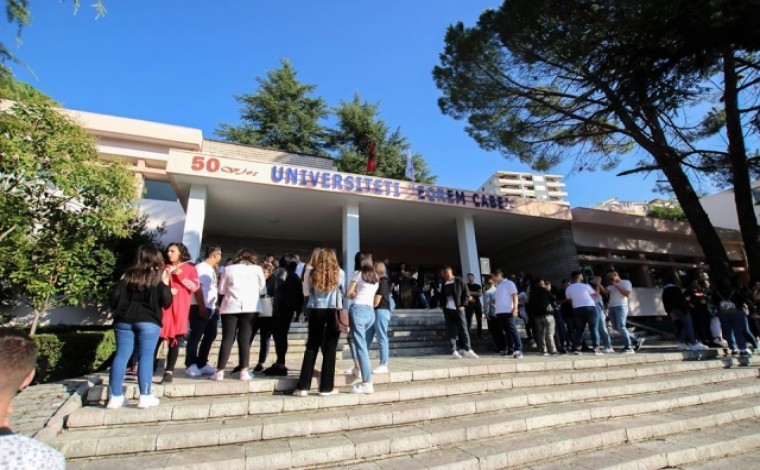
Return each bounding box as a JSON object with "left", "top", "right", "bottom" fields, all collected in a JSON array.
[{"left": 160, "top": 262, "right": 200, "bottom": 343}]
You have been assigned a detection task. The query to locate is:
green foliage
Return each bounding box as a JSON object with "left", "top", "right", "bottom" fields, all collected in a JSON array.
[
  {"left": 0, "top": 78, "right": 137, "bottom": 334},
  {"left": 647, "top": 205, "right": 688, "bottom": 222},
  {"left": 217, "top": 59, "right": 329, "bottom": 156},
  {"left": 33, "top": 329, "right": 115, "bottom": 383},
  {"left": 328, "top": 94, "right": 435, "bottom": 183}
]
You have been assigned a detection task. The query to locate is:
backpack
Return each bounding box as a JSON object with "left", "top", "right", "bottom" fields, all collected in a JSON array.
[{"left": 717, "top": 290, "right": 738, "bottom": 315}]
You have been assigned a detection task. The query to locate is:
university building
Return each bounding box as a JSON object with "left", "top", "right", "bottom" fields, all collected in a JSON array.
[{"left": 11, "top": 106, "right": 748, "bottom": 324}]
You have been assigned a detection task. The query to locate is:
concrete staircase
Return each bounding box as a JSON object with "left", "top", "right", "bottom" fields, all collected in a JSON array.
[{"left": 50, "top": 311, "right": 760, "bottom": 469}]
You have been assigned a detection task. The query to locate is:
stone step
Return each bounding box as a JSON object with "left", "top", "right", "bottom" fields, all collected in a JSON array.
[
  {"left": 63, "top": 388, "right": 760, "bottom": 468},
  {"left": 66, "top": 364, "right": 758, "bottom": 432},
  {"left": 531, "top": 419, "right": 760, "bottom": 470},
  {"left": 84, "top": 349, "right": 721, "bottom": 404}
]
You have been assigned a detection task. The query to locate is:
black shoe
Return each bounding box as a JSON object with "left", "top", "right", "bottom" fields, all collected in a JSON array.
[
  {"left": 634, "top": 338, "right": 645, "bottom": 352},
  {"left": 253, "top": 364, "right": 264, "bottom": 372},
  {"left": 232, "top": 365, "right": 242, "bottom": 374},
  {"left": 263, "top": 366, "right": 288, "bottom": 376},
  {"left": 161, "top": 373, "right": 173, "bottom": 384}
]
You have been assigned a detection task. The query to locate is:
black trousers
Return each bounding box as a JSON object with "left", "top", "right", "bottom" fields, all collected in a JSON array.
[
  {"left": 272, "top": 313, "right": 293, "bottom": 365},
  {"left": 217, "top": 313, "right": 254, "bottom": 370},
  {"left": 185, "top": 306, "right": 218, "bottom": 368},
  {"left": 249, "top": 313, "right": 272, "bottom": 365},
  {"left": 465, "top": 301, "right": 483, "bottom": 336},
  {"left": 486, "top": 315, "right": 505, "bottom": 351},
  {"left": 296, "top": 308, "right": 341, "bottom": 393},
  {"left": 155, "top": 335, "right": 183, "bottom": 373}
]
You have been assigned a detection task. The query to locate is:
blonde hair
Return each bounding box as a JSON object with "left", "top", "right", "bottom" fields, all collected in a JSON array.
[
  {"left": 374, "top": 261, "right": 387, "bottom": 279},
  {"left": 311, "top": 249, "right": 340, "bottom": 292}
]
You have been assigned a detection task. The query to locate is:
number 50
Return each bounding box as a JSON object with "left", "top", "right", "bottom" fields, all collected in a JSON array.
[{"left": 191, "top": 156, "right": 220, "bottom": 173}]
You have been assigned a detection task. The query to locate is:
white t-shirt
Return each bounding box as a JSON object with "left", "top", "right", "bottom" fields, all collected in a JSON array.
[
  {"left": 445, "top": 280, "right": 456, "bottom": 309},
  {"left": 218, "top": 263, "right": 266, "bottom": 313},
  {"left": 493, "top": 279, "right": 518, "bottom": 314},
  {"left": 351, "top": 271, "right": 379, "bottom": 306},
  {"left": 0, "top": 433, "right": 66, "bottom": 470},
  {"left": 565, "top": 282, "right": 597, "bottom": 308},
  {"left": 608, "top": 279, "right": 632, "bottom": 307},
  {"left": 190, "top": 261, "right": 218, "bottom": 309}
]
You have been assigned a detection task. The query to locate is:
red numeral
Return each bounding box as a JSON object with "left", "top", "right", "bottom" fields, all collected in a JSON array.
[
  {"left": 206, "top": 158, "right": 220, "bottom": 173},
  {"left": 191, "top": 156, "right": 204, "bottom": 171}
]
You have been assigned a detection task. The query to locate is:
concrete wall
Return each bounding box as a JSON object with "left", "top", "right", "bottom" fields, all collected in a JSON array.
[
  {"left": 202, "top": 140, "right": 336, "bottom": 170},
  {"left": 490, "top": 222, "right": 580, "bottom": 284}
]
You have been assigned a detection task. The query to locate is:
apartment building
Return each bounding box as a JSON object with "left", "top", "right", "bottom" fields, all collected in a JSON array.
[{"left": 478, "top": 171, "right": 569, "bottom": 205}]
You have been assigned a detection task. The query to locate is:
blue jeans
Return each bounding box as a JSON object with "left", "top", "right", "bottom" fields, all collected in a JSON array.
[
  {"left": 572, "top": 306, "right": 599, "bottom": 349},
  {"left": 595, "top": 307, "right": 613, "bottom": 349},
  {"left": 496, "top": 314, "right": 523, "bottom": 353},
  {"left": 367, "top": 308, "right": 391, "bottom": 365},
  {"left": 721, "top": 313, "right": 747, "bottom": 351},
  {"left": 349, "top": 304, "right": 375, "bottom": 383},
  {"left": 608, "top": 305, "right": 636, "bottom": 349},
  {"left": 741, "top": 314, "right": 759, "bottom": 349},
  {"left": 673, "top": 310, "right": 696, "bottom": 344},
  {"left": 110, "top": 322, "right": 161, "bottom": 397}
]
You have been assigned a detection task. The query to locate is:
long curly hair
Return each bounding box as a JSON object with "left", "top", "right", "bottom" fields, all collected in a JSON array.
[{"left": 311, "top": 248, "right": 340, "bottom": 293}]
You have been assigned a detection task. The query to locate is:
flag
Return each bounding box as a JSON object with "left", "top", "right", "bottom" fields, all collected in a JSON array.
[
  {"left": 405, "top": 150, "right": 416, "bottom": 181},
  {"left": 366, "top": 140, "right": 377, "bottom": 174}
]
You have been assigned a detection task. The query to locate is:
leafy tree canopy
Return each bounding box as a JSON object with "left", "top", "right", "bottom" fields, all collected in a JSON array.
[
  {"left": 217, "top": 59, "right": 329, "bottom": 156},
  {"left": 646, "top": 205, "right": 688, "bottom": 222},
  {"left": 0, "top": 77, "right": 136, "bottom": 334},
  {"left": 328, "top": 93, "right": 435, "bottom": 183}
]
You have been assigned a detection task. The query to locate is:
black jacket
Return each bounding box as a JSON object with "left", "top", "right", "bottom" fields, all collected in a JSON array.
[
  {"left": 110, "top": 280, "right": 172, "bottom": 326},
  {"left": 528, "top": 288, "right": 556, "bottom": 317},
  {"left": 273, "top": 268, "right": 304, "bottom": 316},
  {"left": 440, "top": 276, "right": 470, "bottom": 310},
  {"left": 662, "top": 284, "right": 689, "bottom": 315}
]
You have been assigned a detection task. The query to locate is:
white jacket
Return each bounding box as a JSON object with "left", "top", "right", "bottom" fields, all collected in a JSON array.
[{"left": 218, "top": 263, "right": 266, "bottom": 314}]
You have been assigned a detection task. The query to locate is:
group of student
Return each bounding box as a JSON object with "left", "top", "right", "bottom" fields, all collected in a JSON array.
[{"left": 105, "top": 243, "right": 397, "bottom": 407}]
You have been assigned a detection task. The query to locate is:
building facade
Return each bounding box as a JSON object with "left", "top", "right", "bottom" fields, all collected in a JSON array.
[
  {"left": 700, "top": 180, "right": 760, "bottom": 231},
  {"left": 478, "top": 171, "right": 569, "bottom": 205}
]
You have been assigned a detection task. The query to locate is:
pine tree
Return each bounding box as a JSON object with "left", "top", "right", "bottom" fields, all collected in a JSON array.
[
  {"left": 328, "top": 93, "right": 435, "bottom": 183},
  {"left": 217, "top": 60, "right": 329, "bottom": 156}
]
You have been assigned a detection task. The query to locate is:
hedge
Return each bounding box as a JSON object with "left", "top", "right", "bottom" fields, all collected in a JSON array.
[{"left": 33, "top": 329, "right": 115, "bottom": 383}]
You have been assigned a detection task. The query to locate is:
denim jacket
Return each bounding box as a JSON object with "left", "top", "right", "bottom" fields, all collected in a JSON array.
[{"left": 307, "top": 287, "right": 343, "bottom": 310}]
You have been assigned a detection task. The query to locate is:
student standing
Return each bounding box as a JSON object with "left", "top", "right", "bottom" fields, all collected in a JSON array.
[
  {"left": 347, "top": 252, "right": 380, "bottom": 393},
  {"left": 606, "top": 270, "right": 643, "bottom": 353},
  {"left": 108, "top": 245, "right": 172, "bottom": 408},
  {"left": 212, "top": 249, "right": 266, "bottom": 381},
  {"left": 565, "top": 271, "right": 602, "bottom": 355},
  {"left": 491, "top": 269, "right": 521, "bottom": 358},
  {"left": 264, "top": 253, "right": 304, "bottom": 376},
  {"left": 367, "top": 261, "right": 393, "bottom": 373},
  {"left": 157, "top": 242, "right": 199, "bottom": 384},
  {"left": 293, "top": 249, "right": 344, "bottom": 396},
  {"left": 185, "top": 246, "right": 222, "bottom": 377},
  {"left": 528, "top": 279, "right": 558, "bottom": 355},
  {"left": 441, "top": 267, "right": 479, "bottom": 359}
]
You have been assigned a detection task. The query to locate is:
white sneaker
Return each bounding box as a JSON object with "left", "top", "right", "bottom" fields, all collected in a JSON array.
[
  {"left": 292, "top": 389, "right": 308, "bottom": 397},
  {"left": 463, "top": 350, "right": 479, "bottom": 359},
  {"left": 594, "top": 348, "right": 604, "bottom": 356},
  {"left": 137, "top": 394, "right": 160, "bottom": 409},
  {"left": 452, "top": 351, "right": 463, "bottom": 359},
  {"left": 318, "top": 390, "right": 340, "bottom": 396},
  {"left": 603, "top": 348, "right": 615, "bottom": 353},
  {"left": 373, "top": 365, "right": 389, "bottom": 374},
  {"left": 185, "top": 364, "right": 200, "bottom": 377},
  {"left": 677, "top": 342, "right": 690, "bottom": 351},
  {"left": 210, "top": 371, "right": 224, "bottom": 381},
  {"left": 198, "top": 364, "right": 217, "bottom": 375},
  {"left": 690, "top": 343, "right": 709, "bottom": 351},
  {"left": 344, "top": 366, "right": 359, "bottom": 376},
  {"left": 106, "top": 395, "right": 125, "bottom": 409},
  {"left": 351, "top": 382, "right": 374, "bottom": 394},
  {"left": 239, "top": 371, "right": 252, "bottom": 381}
]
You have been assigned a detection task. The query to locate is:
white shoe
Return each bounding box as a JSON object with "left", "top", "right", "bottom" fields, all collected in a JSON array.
[
  {"left": 318, "top": 390, "right": 340, "bottom": 396},
  {"left": 198, "top": 364, "right": 217, "bottom": 375},
  {"left": 292, "top": 389, "right": 308, "bottom": 397},
  {"left": 210, "top": 371, "right": 224, "bottom": 381},
  {"left": 239, "top": 371, "right": 252, "bottom": 381},
  {"left": 690, "top": 343, "right": 709, "bottom": 351},
  {"left": 351, "top": 382, "right": 374, "bottom": 394},
  {"left": 603, "top": 348, "right": 615, "bottom": 353},
  {"left": 344, "top": 366, "right": 359, "bottom": 376},
  {"left": 185, "top": 364, "right": 200, "bottom": 377},
  {"left": 452, "top": 351, "right": 463, "bottom": 359},
  {"left": 594, "top": 348, "right": 604, "bottom": 356},
  {"left": 106, "top": 395, "right": 125, "bottom": 409},
  {"left": 677, "top": 342, "right": 690, "bottom": 351},
  {"left": 463, "top": 350, "right": 479, "bottom": 359},
  {"left": 373, "top": 365, "right": 389, "bottom": 374},
  {"left": 137, "top": 394, "right": 160, "bottom": 409}
]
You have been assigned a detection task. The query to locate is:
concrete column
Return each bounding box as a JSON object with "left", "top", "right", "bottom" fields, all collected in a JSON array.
[
  {"left": 182, "top": 184, "right": 207, "bottom": 262},
  {"left": 342, "top": 202, "right": 360, "bottom": 291},
  {"left": 457, "top": 214, "right": 481, "bottom": 279}
]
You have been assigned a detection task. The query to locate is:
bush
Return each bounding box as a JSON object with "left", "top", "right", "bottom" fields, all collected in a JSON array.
[{"left": 33, "top": 330, "right": 115, "bottom": 383}]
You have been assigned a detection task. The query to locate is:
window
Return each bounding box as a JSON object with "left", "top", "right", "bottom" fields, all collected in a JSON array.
[{"left": 144, "top": 179, "right": 177, "bottom": 202}]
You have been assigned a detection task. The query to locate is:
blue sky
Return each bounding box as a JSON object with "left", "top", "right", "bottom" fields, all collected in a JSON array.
[{"left": 2, "top": 0, "right": 674, "bottom": 207}]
